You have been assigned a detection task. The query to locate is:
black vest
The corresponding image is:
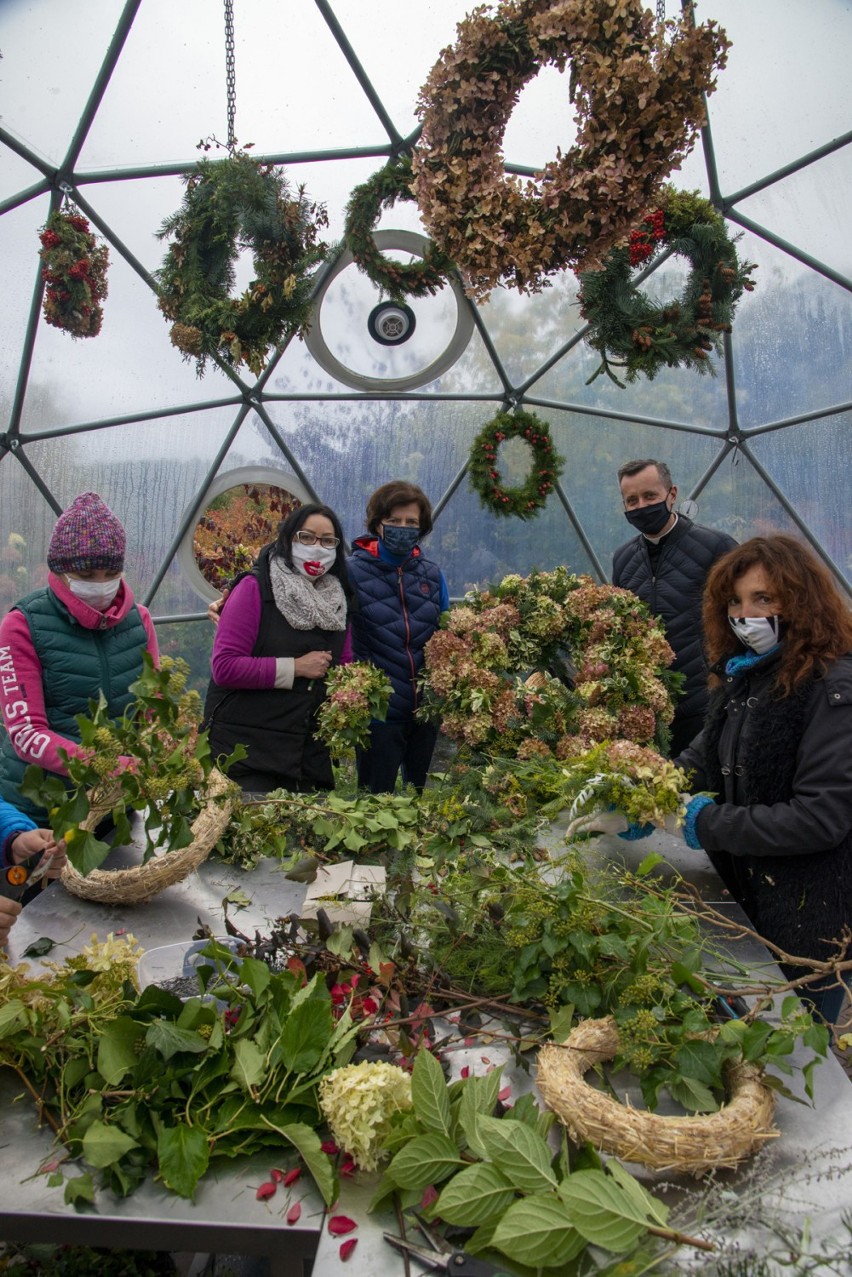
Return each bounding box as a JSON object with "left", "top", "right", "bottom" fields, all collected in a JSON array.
[{"left": 204, "top": 548, "right": 346, "bottom": 790}]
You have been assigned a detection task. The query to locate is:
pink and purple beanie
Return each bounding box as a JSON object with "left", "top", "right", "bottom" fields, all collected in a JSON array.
[{"left": 47, "top": 492, "right": 126, "bottom": 576}]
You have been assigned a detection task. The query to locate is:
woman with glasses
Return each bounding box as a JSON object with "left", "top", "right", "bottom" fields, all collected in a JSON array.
[
  {"left": 204, "top": 504, "right": 354, "bottom": 794},
  {"left": 348, "top": 481, "right": 449, "bottom": 793}
]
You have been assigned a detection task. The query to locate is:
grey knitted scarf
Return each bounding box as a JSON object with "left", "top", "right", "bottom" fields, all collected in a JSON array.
[{"left": 268, "top": 554, "right": 346, "bottom": 631}]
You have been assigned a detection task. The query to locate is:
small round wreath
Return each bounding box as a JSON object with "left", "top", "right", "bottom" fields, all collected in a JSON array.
[
  {"left": 343, "top": 155, "right": 455, "bottom": 301},
  {"left": 578, "top": 187, "right": 757, "bottom": 386},
  {"left": 468, "top": 410, "right": 563, "bottom": 519},
  {"left": 156, "top": 151, "right": 328, "bottom": 376},
  {"left": 38, "top": 207, "right": 109, "bottom": 338},
  {"left": 413, "top": 0, "right": 730, "bottom": 300},
  {"left": 537, "top": 1017, "right": 777, "bottom": 1175}
]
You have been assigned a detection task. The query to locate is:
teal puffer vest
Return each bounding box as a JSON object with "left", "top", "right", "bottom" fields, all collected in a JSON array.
[{"left": 0, "top": 588, "right": 148, "bottom": 819}]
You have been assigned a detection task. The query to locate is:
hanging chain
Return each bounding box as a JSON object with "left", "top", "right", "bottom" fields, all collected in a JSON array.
[
  {"left": 657, "top": 0, "right": 666, "bottom": 26},
  {"left": 224, "top": 0, "right": 237, "bottom": 152}
]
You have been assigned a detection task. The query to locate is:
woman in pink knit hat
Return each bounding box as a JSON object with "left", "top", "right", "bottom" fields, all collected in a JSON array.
[{"left": 0, "top": 492, "right": 159, "bottom": 823}]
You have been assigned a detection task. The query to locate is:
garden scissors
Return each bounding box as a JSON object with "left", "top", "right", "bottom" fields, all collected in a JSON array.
[
  {"left": 0, "top": 849, "right": 56, "bottom": 901},
  {"left": 384, "top": 1216, "right": 513, "bottom": 1277}
]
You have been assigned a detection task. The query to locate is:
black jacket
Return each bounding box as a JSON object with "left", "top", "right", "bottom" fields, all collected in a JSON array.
[
  {"left": 677, "top": 651, "right": 852, "bottom": 963},
  {"left": 204, "top": 546, "right": 347, "bottom": 790},
  {"left": 612, "top": 516, "right": 737, "bottom": 721}
]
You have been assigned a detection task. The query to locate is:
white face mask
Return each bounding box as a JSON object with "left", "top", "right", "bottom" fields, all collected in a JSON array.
[
  {"left": 728, "top": 614, "right": 782, "bottom": 655},
  {"left": 290, "top": 541, "right": 336, "bottom": 579},
  {"left": 67, "top": 575, "right": 123, "bottom": 611}
]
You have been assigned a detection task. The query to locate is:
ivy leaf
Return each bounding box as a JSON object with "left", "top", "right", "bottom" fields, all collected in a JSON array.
[
  {"left": 0, "top": 998, "right": 28, "bottom": 1038},
  {"left": 474, "top": 1114, "right": 556, "bottom": 1193},
  {"left": 230, "top": 1039, "right": 266, "bottom": 1091},
  {"left": 559, "top": 1165, "right": 666, "bottom": 1252},
  {"left": 223, "top": 888, "right": 251, "bottom": 909},
  {"left": 97, "top": 1016, "right": 147, "bottom": 1086},
  {"left": 636, "top": 852, "right": 664, "bottom": 876},
  {"left": 666, "top": 1072, "right": 719, "bottom": 1113},
  {"left": 261, "top": 1120, "right": 337, "bottom": 1207},
  {"left": 81, "top": 1120, "right": 139, "bottom": 1169},
  {"left": 145, "top": 1020, "right": 209, "bottom": 1062},
  {"left": 65, "top": 827, "right": 112, "bottom": 876},
  {"left": 491, "top": 1194, "right": 586, "bottom": 1267},
  {"left": 64, "top": 1174, "right": 95, "bottom": 1206},
  {"left": 430, "top": 1163, "right": 515, "bottom": 1227},
  {"left": 157, "top": 1123, "right": 210, "bottom": 1198},
  {"left": 387, "top": 1134, "right": 465, "bottom": 1190},
  {"left": 22, "top": 936, "right": 55, "bottom": 958},
  {"left": 411, "top": 1049, "right": 451, "bottom": 1136}
]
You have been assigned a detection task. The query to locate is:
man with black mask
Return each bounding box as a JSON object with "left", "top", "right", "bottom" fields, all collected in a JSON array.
[{"left": 612, "top": 459, "right": 737, "bottom": 756}]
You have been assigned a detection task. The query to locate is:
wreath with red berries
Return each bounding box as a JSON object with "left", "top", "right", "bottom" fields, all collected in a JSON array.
[
  {"left": 578, "top": 187, "right": 757, "bottom": 387},
  {"left": 38, "top": 207, "right": 109, "bottom": 338},
  {"left": 468, "top": 410, "right": 564, "bottom": 520},
  {"left": 343, "top": 154, "right": 455, "bottom": 301}
]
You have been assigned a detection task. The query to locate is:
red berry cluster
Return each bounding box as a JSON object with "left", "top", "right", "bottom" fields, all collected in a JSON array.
[
  {"left": 38, "top": 209, "right": 109, "bottom": 338},
  {"left": 628, "top": 208, "right": 666, "bottom": 267}
]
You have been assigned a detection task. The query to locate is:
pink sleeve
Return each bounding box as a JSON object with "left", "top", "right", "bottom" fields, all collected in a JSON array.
[
  {"left": 137, "top": 606, "right": 160, "bottom": 666},
  {"left": 339, "top": 625, "right": 353, "bottom": 666},
  {"left": 0, "top": 611, "right": 87, "bottom": 776},
  {"left": 210, "top": 576, "right": 278, "bottom": 690}
]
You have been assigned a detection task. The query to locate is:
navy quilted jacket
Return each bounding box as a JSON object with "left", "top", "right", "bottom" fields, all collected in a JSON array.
[
  {"left": 347, "top": 536, "right": 444, "bottom": 723},
  {"left": 612, "top": 516, "right": 737, "bottom": 719}
]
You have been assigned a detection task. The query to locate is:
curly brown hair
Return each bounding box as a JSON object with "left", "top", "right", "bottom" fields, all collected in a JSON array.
[
  {"left": 703, "top": 535, "right": 852, "bottom": 695},
  {"left": 365, "top": 481, "right": 434, "bottom": 536}
]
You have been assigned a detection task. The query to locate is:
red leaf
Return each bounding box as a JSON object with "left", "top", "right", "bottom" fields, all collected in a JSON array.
[
  {"left": 498, "top": 1085, "right": 512, "bottom": 1103},
  {"left": 328, "top": 1215, "right": 358, "bottom": 1236},
  {"left": 270, "top": 1168, "right": 285, "bottom": 1184},
  {"left": 340, "top": 1240, "right": 358, "bottom": 1261},
  {"left": 256, "top": 1181, "right": 277, "bottom": 1201},
  {"left": 460, "top": 1065, "right": 470, "bottom": 1079},
  {"left": 339, "top": 1157, "right": 356, "bottom": 1178},
  {"left": 287, "top": 1201, "right": 302, "bottom": 1225},
  {"left": 420, "top": 1185, "right": 439, "bottom": 1210},
  {"left": 283, "top": 1167, "right": 302, "bottom": 1187},
  {"left": 321, "top": 1140, "right": 340, "bottom": 1155}
]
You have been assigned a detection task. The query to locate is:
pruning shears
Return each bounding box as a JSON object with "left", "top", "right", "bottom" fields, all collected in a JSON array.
[
  {"left": 0, "top": 849, "right": 55, "bottom": 901},
  {"left": 384, "top": 1216, "right": 513, "bottom": 1277}
]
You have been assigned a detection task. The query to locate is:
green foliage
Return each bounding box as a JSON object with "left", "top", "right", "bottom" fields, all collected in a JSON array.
[
  {"left": 21, "top": 654, "right": 242, "bottom": 875},
  {"left": 374, "top": 1050, "right": 680, "bottom": 1269},
  {"left": 468, "top": 410, "right": 565, "bottom": 520},
  {"left": 314, "top": 661, "right": 394, "bottom": 761},
  {"left": 156, "top": 149, "right": 328, "bottom": 376},
  {"left": 0, "top": 939, "right": 358, "bottom": 1204}
]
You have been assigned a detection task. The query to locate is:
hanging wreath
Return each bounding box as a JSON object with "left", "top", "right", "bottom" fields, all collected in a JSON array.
[
  {"left": 578, "top": 187, "right": 757, "bottom": 386},
  {"left": 38, "top": 207, "right": 109, "bottom": 338},
  {"left": 343, "top": 154, "right": 455, "bottom": 301},
  {"left": 156, "top": 150, "right": 329, "bottom": 376},
  {"left": 412, "top": 0, "right": 730, "bottom": 301},
  {"left": 468, "top": 410, "right": 563, "bottom": 519}
]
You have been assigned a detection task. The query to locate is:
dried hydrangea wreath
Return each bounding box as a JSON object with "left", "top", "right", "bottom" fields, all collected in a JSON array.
[
  {"left": 412, "top": 0, "right": 730, "bottom": 300},
  {"left": 579, "top": 186, "right": 757, "bottom": 386}
]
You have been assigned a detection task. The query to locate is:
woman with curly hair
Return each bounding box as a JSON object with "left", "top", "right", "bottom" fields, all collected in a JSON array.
[{"left": 674, "top": 536, "right": 852, "bottom": 1023}]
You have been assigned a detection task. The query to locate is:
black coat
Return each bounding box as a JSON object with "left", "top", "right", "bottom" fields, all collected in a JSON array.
[
  {"left": 612, "top": 516, "right": 737, "bottom": 721},
  {"left": 677, "top": 651, "right": 852, "bottom": 963}
]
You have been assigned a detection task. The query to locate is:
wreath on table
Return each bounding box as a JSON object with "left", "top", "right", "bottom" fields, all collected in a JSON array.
[
  {"left": 343, "top": 154, "right": 455, "bottom": 301},
  {"left": 578, "top": 187, "right": 758, "bottom": 386},
  {"left": 468, "top": 410, "right": 563, "bottom": 520},
  {"left": 156, "top": 150, "right": 329, "bottom": 376},
  {"left": 412, "top": 0, "right": 730, "bottom": 301},
  {"left": 38, "top": 207, "right": 109, "bottom": 338}
]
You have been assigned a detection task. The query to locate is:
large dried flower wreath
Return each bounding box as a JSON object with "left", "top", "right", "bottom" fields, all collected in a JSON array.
[{"left": 412, "top": 0, "right": 730, "bottom": 301}]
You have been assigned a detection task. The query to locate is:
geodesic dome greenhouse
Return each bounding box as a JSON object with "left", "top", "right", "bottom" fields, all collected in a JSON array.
[{"left": 1, "top": 0, "right": 849, "bottom": 687}]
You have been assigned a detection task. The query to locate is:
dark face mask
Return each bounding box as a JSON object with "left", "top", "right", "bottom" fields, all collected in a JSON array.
[
  {"left": 380, "top": 524, "right": 420, "bottom": 557},
  {"left": 624, "top": 498, "right": 673, "bottom": 537}
]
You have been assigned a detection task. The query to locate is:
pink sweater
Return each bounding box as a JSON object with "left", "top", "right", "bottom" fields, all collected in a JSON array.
[
  {"left": 211, "top": 574, "right": 352, "bottom": 688},
  {"left": 0, "top": 574, "right": 159, "bottom": 776}
]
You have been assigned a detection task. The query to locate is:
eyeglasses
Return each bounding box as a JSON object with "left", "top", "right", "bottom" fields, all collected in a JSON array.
[{"left": 294, "top": 530, "right": 340, "bottom": 549}]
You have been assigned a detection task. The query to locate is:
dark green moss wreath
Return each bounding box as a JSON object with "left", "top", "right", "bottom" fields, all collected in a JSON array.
[
  {"left": 578, "top": 187, "right": 756, "bottom": 387},
  {"left": 468, "top": 410, "right": 564, "bottom": 519},
  {"left": 156, "top": 151, "right": 328, "bottom": 376},
  {"left": 343, "top": 154, "right": 455, "bottom": 301}
]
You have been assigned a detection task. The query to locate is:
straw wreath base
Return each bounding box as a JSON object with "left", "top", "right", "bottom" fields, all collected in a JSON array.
[
  {"left": 537, "top": 1016, "right": 778, "bottom": 1176},
  {"left": 61, "top": 768, "right": 234, "bottom": 905}
]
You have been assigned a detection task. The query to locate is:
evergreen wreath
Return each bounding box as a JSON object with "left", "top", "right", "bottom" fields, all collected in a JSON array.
[
  {"left": 468, "top": 409, "right": 563, "bottom": 519},
  {"left": 343, "top": 154, "right": 455, "bottom": 301},
  {"left": 578, "top": 187, "right": 757, "bottom": 386},
  {"left": 412, "top": 0, "right": 730, "bottom": 301},
  {"left": 156, "top": 150, "right": 328, "bottom": 376},
  {"left": 38, "top": 207, "right": 109, "bottom": 338}
]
